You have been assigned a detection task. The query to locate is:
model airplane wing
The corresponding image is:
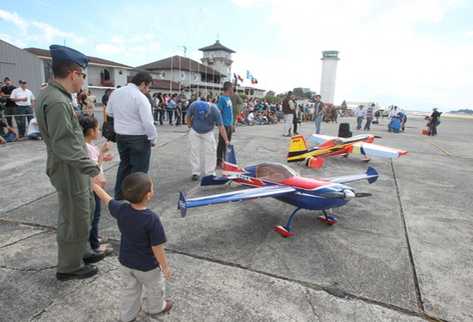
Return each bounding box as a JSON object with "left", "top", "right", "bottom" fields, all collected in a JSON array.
[
  {"left": 178, "top": 185, "right": 296, "bottom": 217},
  {"left": 351, "top": 142, "right": 407, "bottom": 159},
  {"left": 324, "top": 167, "right": 379, "bottom": 184},
  {"left": 308, "top": 134, "right": 338, "bottom": 146}
]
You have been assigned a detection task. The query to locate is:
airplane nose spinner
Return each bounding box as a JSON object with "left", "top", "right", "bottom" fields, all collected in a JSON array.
[{"left": 344, "top": 189, "right": 355, "bottom": 199}]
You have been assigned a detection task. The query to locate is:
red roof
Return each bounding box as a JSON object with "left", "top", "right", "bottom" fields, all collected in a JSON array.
[
  {"left": 24, "top": 47, "right": 132, "bottom": 69},
  {"left": 136, "top": 55, "right": 224, "bottom": 77},
  {"left": 126, "top": 75, "right": 181, "bottom": 90}
]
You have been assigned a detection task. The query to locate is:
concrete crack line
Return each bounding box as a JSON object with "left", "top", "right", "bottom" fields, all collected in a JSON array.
[
  {"left": 0, "top": 265, "right": 56, "bottom": 272},
  {"left": 304, "top": 288, "right": 321, "bottom": 321},
  {"left": 0, "top": 230, "right": 49, "bottom": 249},
  {"left": 390, "top": 160, "right": 425, "bottom": 313},
  {"left": 1, "top": 133, "right": 188, "bottom": 218},
  {"left": 0, "top": 219, "right": 56, "bottom": 231},
  {"left": 164, "top": 247, "right": 440, "bottom": 321}
]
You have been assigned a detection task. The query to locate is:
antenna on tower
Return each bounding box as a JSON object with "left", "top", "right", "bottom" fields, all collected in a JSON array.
[{"left": 216, "top": 33, "right": 220, "bottom": 41}]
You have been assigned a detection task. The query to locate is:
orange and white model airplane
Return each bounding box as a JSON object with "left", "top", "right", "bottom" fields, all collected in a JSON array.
[{"left": 287, "top": 134, "right": 407, "bottom": 169}]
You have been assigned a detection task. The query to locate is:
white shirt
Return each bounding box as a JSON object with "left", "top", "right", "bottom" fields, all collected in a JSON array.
[
  {"left": 10, "top": 87, "right": 35, "bottom": 106},
  {"left": 355, "top": 108, "right": 365, "bottom": 118},
  {"left": 106, "top": 83, "right": 157, "bottom": 141}
]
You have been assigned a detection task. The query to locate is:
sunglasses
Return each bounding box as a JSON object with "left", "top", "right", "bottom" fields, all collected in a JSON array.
[{"left": 73, "top": 70, "right": 87, "bottom": 79}]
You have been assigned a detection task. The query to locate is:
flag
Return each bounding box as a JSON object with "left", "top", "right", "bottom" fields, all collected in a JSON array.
[
  {"left": 238, "top": 74, "right": 244, "bottom": 82},
  {"left": 246, "top": 70, "right": 254, "bottom": 80}
]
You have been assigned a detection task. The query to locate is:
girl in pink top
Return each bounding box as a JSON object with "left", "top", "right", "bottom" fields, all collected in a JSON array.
[{"left": 79, "top": 115, "right": 113, "bottom": 255}]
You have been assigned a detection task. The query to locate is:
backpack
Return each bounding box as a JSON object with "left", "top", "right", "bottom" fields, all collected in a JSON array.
[
  {"left": 338, "top": 123, "right": 352, "bottom": 138},
  {"left": 193, "top": 101, "right": 210, "bottom": 122}
]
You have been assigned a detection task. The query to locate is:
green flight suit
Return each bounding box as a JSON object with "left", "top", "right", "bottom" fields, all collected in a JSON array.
[
  {"left": 231, "top": 94, "right": 243, "bottom": 126},
  {"left": 36, "top": 81, "right": 100, "bottom": 273}
]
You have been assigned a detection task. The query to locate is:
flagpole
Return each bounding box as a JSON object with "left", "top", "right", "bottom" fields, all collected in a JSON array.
[{"left": 170, "top": 55, "right": 173, "bottom": 93}]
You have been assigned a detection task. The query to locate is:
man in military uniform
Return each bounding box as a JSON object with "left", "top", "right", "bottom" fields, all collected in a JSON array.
[{"left": 36, "top": 45, "right": 105, "bottom": 281}]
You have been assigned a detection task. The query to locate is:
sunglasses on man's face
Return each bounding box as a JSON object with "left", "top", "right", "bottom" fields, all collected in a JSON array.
[{"left": 73, "top": 70, "right": 87, "bottom": 79}]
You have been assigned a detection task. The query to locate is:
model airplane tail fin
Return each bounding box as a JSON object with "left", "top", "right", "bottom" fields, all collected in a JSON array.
[
  {"left": 178, "top": 192, "right": 187, "bottom": 217},
  {"left": 366, "top": 166, "right": 378, "bottom": 184},
  {"left": 225, "top": 144, "right": 237, "bottom": 165},
  {"left": 201, "top": 175, "right": 231, "bottom": 186},
  {"left": 288, "top": 135, "right": 308, "bottom": 158}
]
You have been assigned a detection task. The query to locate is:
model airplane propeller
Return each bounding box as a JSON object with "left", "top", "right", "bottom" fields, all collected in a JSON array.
[
  {"left": 178, "top": 145, "right": 379, "bottom": 238},
  {"left": 287, "top": 134, "right": 407, "bottom": 169}
]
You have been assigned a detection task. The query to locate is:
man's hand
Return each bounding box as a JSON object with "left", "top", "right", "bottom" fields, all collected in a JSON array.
[{"left": 161, "top": 265, "right": 172, "bottom": 280}]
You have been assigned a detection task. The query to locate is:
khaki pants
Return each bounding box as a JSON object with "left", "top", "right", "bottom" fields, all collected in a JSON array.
[
  {"left": 284, "top": 113, "right": 293, "bottom": 134},
  {"left": 120, "top": 265, "right": 166, "bottom": 322},
  {"left": 189, "top": 128, "right": 217, "bottom": 176}
]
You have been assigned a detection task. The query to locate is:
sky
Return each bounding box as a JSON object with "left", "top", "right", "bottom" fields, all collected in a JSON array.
[{"left": 1, "top": 0, "right": 472, "bottom": 111}]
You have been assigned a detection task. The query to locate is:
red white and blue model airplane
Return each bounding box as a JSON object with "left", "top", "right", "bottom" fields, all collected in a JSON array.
[{"left": 178, "top": 146, "right": 379, "bottom": 237}]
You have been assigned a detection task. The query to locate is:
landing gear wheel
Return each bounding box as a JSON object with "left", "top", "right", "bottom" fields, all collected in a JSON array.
[
  {"left": 274, "top": 225, "right": 295, "bottom": 238},
  {"left": 318, "top": 215, "right": 337, "bottom": 225}
]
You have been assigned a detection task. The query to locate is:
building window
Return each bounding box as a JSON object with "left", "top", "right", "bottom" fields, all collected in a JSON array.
[
  {"left": 101, "top": 69, "right": 111, "bottom": 81},
  {"left": 43, "top": 60, "right": 52, "bottom": 82}
]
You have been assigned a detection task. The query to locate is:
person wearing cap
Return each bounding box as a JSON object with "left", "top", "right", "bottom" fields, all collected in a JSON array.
[
  {"left": 0, "top": 77, "right": 17, "bottom": 129},
  {"left": 10, "top": 80, "right": 35, "bottom": 139},
  {"left": 35, "top": 45, "right": 105, "bottom": 281}
]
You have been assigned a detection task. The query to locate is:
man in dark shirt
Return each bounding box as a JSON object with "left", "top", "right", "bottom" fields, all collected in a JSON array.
[
  {"left": 429, "top": 108, "right": 442, "bottom": 136},
  {"left": 0, "top": 77, "right": 17, "bottom": 127}
]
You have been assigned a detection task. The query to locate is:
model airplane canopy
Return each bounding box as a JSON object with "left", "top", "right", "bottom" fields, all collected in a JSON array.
[{"left": 287, "top": 134, "right": 407, "bottom": 169}]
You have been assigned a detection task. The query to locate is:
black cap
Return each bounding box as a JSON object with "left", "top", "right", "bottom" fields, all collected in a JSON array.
[
  {"left": 3, "top": 77, "right": 10, "bottom": 82},
  {"left": 49, "top": 44, "right": 88, "bottom": 68}
]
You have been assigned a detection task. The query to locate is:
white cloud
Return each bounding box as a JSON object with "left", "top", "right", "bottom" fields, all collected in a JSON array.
[
  {"left": 30, "top": 21, "right": 85, "bottom": 45},
  {"left": 0, "top": 9, "right": 28, "bottom": 31},
  {"left": 0, "top": 33, "right": 26, "bottom": 48},
  {"left": 95, "top": 43, "right": 122, "bottom": 55},
  {"left": 95, "top": 33, "right": 160, "bottom": 65},
  {"left": 231, "top": 0, "right": 472, "bottom": 110},
  {"left": 0, "top": 9, "right": 85, "bottom": 46}
]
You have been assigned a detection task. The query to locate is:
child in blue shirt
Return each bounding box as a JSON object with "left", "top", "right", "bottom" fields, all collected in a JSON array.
[{"left": 93, "top": 172, "right": 173, "bottom": 322}]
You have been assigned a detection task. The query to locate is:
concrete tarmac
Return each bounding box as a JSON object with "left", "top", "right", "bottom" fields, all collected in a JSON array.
[{"left": 0, "top": 116, "right": 471, "bottom": 321}]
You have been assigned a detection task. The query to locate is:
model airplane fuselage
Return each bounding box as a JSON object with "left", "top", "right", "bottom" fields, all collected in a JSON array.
[
  {"left": 287, "top": 134, "right": 407, "bottom": 169},
  {"left": 178, "top": 146, "right": 378, "bottom": 237}
]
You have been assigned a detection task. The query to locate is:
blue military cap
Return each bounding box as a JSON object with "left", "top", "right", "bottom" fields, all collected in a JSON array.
[{"left": 49, "top": 45, "right": 88, "bottom": 68}]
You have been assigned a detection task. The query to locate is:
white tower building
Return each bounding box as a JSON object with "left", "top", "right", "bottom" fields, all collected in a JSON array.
[
  {"left": 320, "top": 51, "right": 340, "bottom": 104},
  {"left": 199, "top": 40, "right": 235, "bottom": 82}
]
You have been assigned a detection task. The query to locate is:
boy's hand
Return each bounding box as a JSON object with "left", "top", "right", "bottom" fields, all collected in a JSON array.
[
  {"left": 161, "top": 265, "right": 172, "bottom": 280},
  {"left": 100, "top": 142, "right": 111, "bottom": 154},
  {"left": 102, "top": 153, "right": 113, "bottom": 162}
]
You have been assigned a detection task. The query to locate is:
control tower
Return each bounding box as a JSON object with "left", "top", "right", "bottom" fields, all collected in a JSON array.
[{"left": 320, "top": 51, "right": 340, "bottom": 104}]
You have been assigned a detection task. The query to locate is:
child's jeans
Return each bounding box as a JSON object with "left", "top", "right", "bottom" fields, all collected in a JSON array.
[
  {"left": 120, "top": 265, "right": 166, "bottom": 322},
  {"left": 89, "top": 192, "right": 101, "bottom": 250}
]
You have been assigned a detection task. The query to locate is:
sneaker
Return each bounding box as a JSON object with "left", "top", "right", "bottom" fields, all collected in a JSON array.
[
  {"left": 56, "top": 264, "right": 98, "bottom": 281},
  {"left": 147, "top": 300, "right": 173, "bottom": 317},
  {"left": 191, "top": 175, "right": 199, "bottom": 181},
  {"left": 83, "top": 250, "right": 106, "bottom": 264}
]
